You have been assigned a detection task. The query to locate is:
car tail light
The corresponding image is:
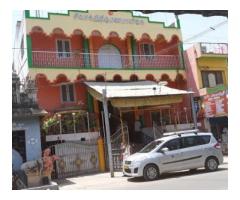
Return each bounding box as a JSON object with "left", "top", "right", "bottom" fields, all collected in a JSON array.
[{"left": 214, "top": 142, "right": 221, "bottom": 149}]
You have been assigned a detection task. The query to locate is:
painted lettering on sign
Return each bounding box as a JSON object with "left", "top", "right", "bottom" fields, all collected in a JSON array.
[
  {"left": 203, "top": 90, "right": 228, "bottom": 118},
  {"left": 73, "top": 13, "right": 145, "bottom": 25}
]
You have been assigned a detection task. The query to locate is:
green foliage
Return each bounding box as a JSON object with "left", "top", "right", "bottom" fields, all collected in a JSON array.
[{"left": 43, "top": 116, "right": 58, "bottom": 132}]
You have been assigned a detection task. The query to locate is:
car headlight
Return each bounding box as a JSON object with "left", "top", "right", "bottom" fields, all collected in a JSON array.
[
  {"left": 125, "top": 160, "right": 131, "bottom": 165},
  {"left": 131, "top": 161, "right": 141, "bottom": 166}
]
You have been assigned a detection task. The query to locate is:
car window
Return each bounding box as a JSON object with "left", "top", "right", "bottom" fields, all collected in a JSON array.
[
  {"left": 197, "top": 135, "right": 211, "bottom": 145},
  {"left": 160, "top": 138, "right": 181, "bottom": 151},
  {"left": 181, "top": 136, "right": 198, "bottom": 148},
  {"left": 139, "top": 140, "right": 163, "bottom": 153},
  {"left": 181, "top": 135, "right": 211, "bottom": 148}
]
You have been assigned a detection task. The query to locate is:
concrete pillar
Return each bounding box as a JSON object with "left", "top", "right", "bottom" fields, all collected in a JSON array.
[{"left": 97, "top": 137, "right": 106, "bottom": 172}]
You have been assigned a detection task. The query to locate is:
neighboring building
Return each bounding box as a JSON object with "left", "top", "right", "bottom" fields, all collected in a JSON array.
[
  {"left": 185, "top": 42, "right": 228, "bottom": 143},
  {"left": 14, "top": 10, "right": 193, "bottom": 146},
  {"left": 12, "top": 70, "right": 47, "bottom": 171}
]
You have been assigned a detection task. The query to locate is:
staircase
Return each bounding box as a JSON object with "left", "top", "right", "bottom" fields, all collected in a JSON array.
[{"left": 108, "top": 124, "right": 130, "bottom": 171}]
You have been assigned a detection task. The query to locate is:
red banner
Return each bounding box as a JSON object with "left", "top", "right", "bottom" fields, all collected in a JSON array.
[{"left": 203, "top": 90, "right": 228, "bottom": 118}]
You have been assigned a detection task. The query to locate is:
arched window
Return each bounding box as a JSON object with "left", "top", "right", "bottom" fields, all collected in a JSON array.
[{"left": 98, "top": 44, "right": 122, "bottom": 68}]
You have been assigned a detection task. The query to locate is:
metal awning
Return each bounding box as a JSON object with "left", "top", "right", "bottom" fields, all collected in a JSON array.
[{"left": 85, "top": 81, "right": 193, "bottom": 108}]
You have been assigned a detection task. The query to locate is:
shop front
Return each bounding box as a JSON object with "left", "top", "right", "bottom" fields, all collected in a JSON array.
[{"left": 202, "top": 89, "right": 228, "bottom": 154}]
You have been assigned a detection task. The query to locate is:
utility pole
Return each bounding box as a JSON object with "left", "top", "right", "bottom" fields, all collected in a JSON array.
[
  {"left": 190, "top": 91, "right": 198, "bottom": 129},
  {"left": 102, "top": 88, "right": 114, "bottom": 177}
]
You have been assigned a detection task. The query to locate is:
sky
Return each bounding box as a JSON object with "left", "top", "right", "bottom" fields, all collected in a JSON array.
[
  {"left": 133, "top": 11, "right": 228, "bottom": 49},
  {"left": 12, "top": 10, "right": 228, "bottom": 50}
]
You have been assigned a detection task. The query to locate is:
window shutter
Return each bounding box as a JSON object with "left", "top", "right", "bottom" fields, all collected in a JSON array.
[
  {"left": 208, "top": 73, "right": 216, "bottom": 87},
  {"left": 216, "top": 71, "right": 223, "bottom": 85},
  {"left": 201, "top": 71, "right": 209, "bottom": 88},
  {"left": 150, "top": 44, "right": 154, "bottom": 55},
  {"left": 68, "top": 84, "right": 74, "bottom": 102},
  {"left": 64, "top": 41, "right": 70, "bottom": 52},
  {"left": 57, "top": 40, "right": 63, "bottom": 52},
  {"left": 61, "top": 85, "right": 67, "bottom": 102}
]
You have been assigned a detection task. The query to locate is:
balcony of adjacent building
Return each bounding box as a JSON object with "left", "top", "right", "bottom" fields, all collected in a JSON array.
[{"left": 195, "top": 42, "right": 228, "bottom": 58}]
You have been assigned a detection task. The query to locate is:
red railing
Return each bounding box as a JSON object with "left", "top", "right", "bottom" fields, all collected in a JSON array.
[{"left": 32, "top": 51, "right": 182, "bottom": 69}]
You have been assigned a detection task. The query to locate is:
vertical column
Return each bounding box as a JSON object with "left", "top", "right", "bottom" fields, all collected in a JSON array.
[
  {"left": 127, "top": 36, "right": 133, "bottom": 68},
  {"left": 97, "top": 137, "right": 106, "bottom": 172},
  {"left": 102, "top": 89, "right": 114, "bottom": 177},
  {"left": 131, "top": 36, "right": 138, "bottom": 68},
  {"left": 190, "top": 92, "right": 198, "bottom": 129},
  {"left": 89, "top": 37, "right": 96, "bottom": 68},
  {"left": 87, "top": 93, "right": 94, "bottom": 113},
  {"left": 178, "top": 42, "right": 186, "bottom": 69},
  {"left": 83, "top": 38, "right": 90, "bottom": 68},
  {"left": 93, "top": 98, "right": 100, "bottom": 130},
  {"left": 26, "top": 35, "right": 33, "bottom": 68}
]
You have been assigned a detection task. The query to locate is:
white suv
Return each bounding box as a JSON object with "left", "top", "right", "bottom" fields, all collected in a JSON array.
[{"left": 123, "top": 130, "right": 223, "bottom": 181}]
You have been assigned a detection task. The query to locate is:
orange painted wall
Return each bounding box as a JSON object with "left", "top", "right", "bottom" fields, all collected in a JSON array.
[
  {"left": 36, "top": 76, "right": 87, "bottom": 112},
  {"left": 30, "top": 32, "right": 84, "bottom": 51},
  {"left": 30, "top": 32, "right": 179, "bottom": 56},
  {"left": 30, "top": 32, "right": 183, "bottom": 114},
  {"left": 137, "top": 36, "right": 180, "bottom": 55}
]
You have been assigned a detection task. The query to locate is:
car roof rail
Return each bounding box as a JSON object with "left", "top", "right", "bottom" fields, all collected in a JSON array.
[{"left": 163, "top": 129, "right": 199, "bottom": 137}]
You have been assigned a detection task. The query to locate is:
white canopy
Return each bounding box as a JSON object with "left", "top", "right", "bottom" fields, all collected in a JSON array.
[{"left": 85, "top": 81, "right": 192, "bottom": 99}]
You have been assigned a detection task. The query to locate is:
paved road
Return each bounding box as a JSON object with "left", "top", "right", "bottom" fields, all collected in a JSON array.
[{"left": 57, "top": 159, "right": 228, "bottom": 190}]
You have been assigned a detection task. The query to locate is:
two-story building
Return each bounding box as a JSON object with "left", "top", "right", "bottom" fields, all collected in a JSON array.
[
  {"left": 185, "top": 42, "right": 228, "bottom": 145},
  {"left": 15, "top": 10, "right": 194, "bottom": 147}
]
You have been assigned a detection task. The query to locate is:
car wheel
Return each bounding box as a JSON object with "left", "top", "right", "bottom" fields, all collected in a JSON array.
[
  {"left": 205, "top": 157, "right": 219, "bottom": 172},
  {"left": 143, "top": 164, "right": 159, "bottom": 181}
]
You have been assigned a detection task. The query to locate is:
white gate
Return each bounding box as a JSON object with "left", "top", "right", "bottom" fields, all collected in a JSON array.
[{"left": 54, "top": 141, "right": 99, "bottom": 179}]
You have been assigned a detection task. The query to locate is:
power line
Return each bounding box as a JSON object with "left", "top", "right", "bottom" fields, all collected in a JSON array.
[{"left": 184, "top": 20, "right": 227, "bottom": 43}]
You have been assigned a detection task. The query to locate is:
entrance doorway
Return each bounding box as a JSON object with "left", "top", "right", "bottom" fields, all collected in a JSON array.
[
  {"left": 98, "top": 44, "right": 122, "bottom": 68},
  {"left": 12, "top": 130, "right": 26, "bottom": 162},
  {"left": 209, "top": 116, "right": 228, "bottom": 141}
]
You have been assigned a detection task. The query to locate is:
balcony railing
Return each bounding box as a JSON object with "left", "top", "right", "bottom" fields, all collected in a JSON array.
[
  {"left": 200, "top": 43, "right": 228, "bottom": 55},
  {"left": 32, "top": 51, "right": 182, "bottom": 69}
]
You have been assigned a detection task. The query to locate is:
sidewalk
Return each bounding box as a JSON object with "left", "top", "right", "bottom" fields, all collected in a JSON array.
[
  {"left": 57, "top": 172, "right": 125, "bottom": 190},
  {"left": 57, "top": 156, "right": 228, "bottom": 190}
]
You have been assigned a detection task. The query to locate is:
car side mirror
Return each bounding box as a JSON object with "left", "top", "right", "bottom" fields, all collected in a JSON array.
[{"left": 160, "top": 147, "right": 169, "bottom": 153}]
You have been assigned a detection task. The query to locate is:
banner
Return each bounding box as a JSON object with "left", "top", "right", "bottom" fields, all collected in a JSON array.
[{"left": 203, "top": 90, "right": 228, "bottom": 118}]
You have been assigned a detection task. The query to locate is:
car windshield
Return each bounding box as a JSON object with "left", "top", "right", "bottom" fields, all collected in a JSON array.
[{"left": 139, "top": 140, "right": 163, "bottom": 153}]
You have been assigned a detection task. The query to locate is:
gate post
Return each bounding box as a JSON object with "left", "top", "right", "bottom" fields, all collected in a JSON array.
[{"left": 97, "top": 137, "right": 106, "bottom": 172}]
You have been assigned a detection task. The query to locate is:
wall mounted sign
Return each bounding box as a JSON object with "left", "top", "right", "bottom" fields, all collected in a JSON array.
[
  {"left": 203, "top": 90, "right": 228, "bottom": 118},
  {"left": 73, "top": 13, "right": 145, "bottom": 25}
]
